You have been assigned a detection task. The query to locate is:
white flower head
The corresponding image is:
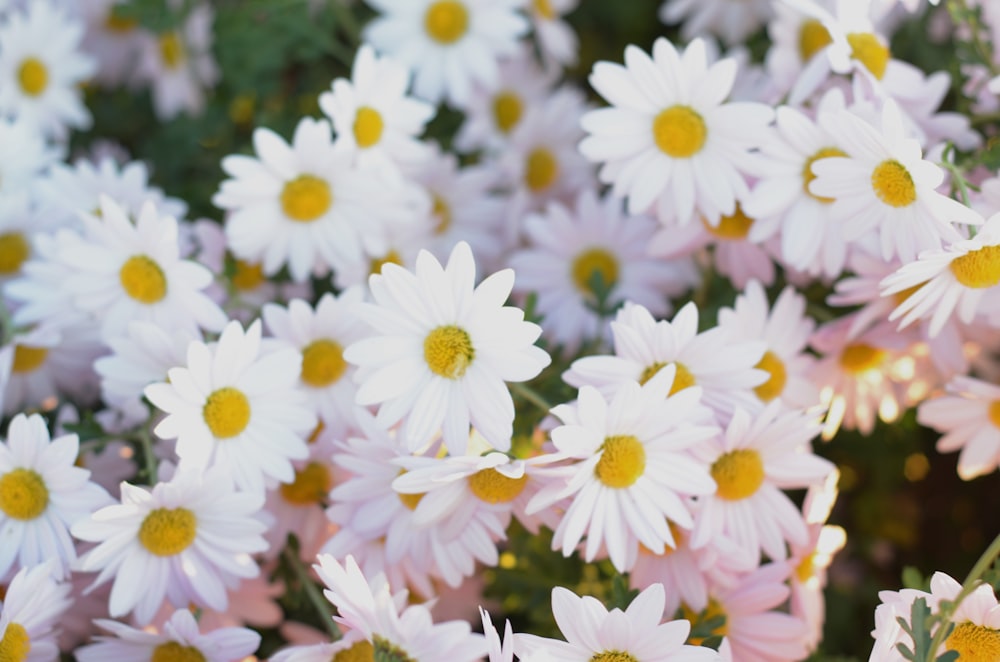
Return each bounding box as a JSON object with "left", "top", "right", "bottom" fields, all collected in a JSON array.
[{"left": 0, "top": 562, "right": 72, "bottom": 662}]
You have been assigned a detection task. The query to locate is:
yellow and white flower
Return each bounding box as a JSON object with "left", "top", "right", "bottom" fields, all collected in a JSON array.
[{"left": 0, "top": 562, "right": 72, "bottom": 661}]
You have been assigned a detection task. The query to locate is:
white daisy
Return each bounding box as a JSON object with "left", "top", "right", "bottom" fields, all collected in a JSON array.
[
  {"left": 78, "top": 0, "right": 144, "bottom": 88},
  {"left": 580, "top": 37, "right": 774, "bottom": 226},
  {"left": 481, "top": 607, "right": 515, "bottom": 662},
  {"left": 0, "top": 413, "right": 110, "bottom": 580},
  {"left": 319, "top": 43, "right": 435, "bottom": 176},
  {"left": 527, "top": 0, "right": 579, "bottom": 68},
  {"left": 0, "top": 193, "right": 64, "bottom": 287},
  {"left": 917, "top": 375, "right": 1000, "bottom": 480},
  {"left": 71, "top": 468, "right": 268, "bottom": 625},
  {"left": 363, "top": 0, "right": 530, "bottom": 107},
  {"left": 660, "top": 0, "right": 774, "bottom": 47},
  {"left": 76, "top": 607, "right": 261, "bottom": 662},
  {"left": 0, "top": 116, "right": 59, "bottom": 199},
  {"left": 809, "top": 99, "right": 982, "bottom": 262},
  {"left": 529, "top": 370, "right": 718, "bottom": 572},
  {"left": 144, "top": 319, "right": 317, "bottom": 494},
  {"left": 510, "top": 189, "right": 695, "bottom": 353},
  {"left": 0, "top": 0, "right": 95, "bottom": 139},
  {"left": 344, "top": 241, "right": 551, "bottom": 454},
  {"left": 0, "top": 562, "right": 72, "bottom": 662},
  {"left": 329, "top": 207, "right": 436, "bottom": 291}
]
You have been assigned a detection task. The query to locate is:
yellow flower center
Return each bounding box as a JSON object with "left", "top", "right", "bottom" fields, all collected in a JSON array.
[
  {"left": 281, "top": 175, "right": 333, "bottom": 223},
  {"left": 870, "top": 159, "right": 916, "bottom": 208},
  {"left": 946, "top": 622, "right": 1000, "bottom": 662},
  {"left": 159, "top": 32, "right": 185, "bottom": 69},
  {"left": 150, "top": 641, "right": 207, "bottom": 662},
  {"left": 333, "top": 640, "right": 375, "bottom": 662},
  {"left": 467, "top": 468, "right": 528, "bottom": 503},
  {"left": 847, "top": 32, "right": 890, "bottom": 80},
  {"left": 120, "top": 255, "right": 168, "bottom": 304},
  {"left": 668, "top": 362, "right": 697, "bottom": 396},
  {"left": 702, "top": 206, "right": 754, "bottom": 240},
  {"left": 231, "top": 260, "right": 266, "bottom": 291},
  {"left": 0, "top": 468, "right": 49, "bottom": 520},
  {"left": 202, "top": 387, "right": 251, "bottom": 438},
  {"left": 711, "top": 449, "right": 765, "bottom": 500},
  {"left": 17, "top": 57, "right": 47, "bottom": 97},
  {"left": 0, "top": 623, "right": 30, "bottom": 662},
  {"left": 798, "top": 19, "right": 833, "bottom": 61},
  {"left": 950, "top": 245, "right": 1000, "bottom": 289},
  {"left": 639, "top": 362, "right": 666, "bottom": 386},
  {"left": 353, "top": 106, "right": 385, "bottom": 148},
  {"left": 11, "top": 346, "right": 47, "bottom": 374},
  {"left": 423, "top": 325, "right": 474, "bottom": 379},
  {"left": 988, "top": 401, "right": 1000, "bottom": 429},
  {"left": 590, "top": 653, "right": 638, "bottom": 662},
  {"left": 0, "top": 232, "right": 30, "bottom": 275},
  {"left": 839, "top": 343, "right": 886, "bottom": 374},
  {"left": 753, "top": 351, "right": 787, "bottom": 402},
  {"left": 652, "top": 105, "right": 707, "bottom": 158},
  {"left": 525, "top": 147, "right": 559, "bottom": 192},
  {"left": 493, "top": 91, "right": 523, "bottom": 134},
  {"left": 138, "top": 507, "right": 197, "bottom": 556},
  {"left": 681, "top": 599, "right": 728, "bottom": 645},
  {"left": 571, "top": 248, "right": 619, "bottom": 296},
  {"left": 802, "top": 147, "right": 847, "bottom": 204},
  {"left": 373, "top": 636, "right": 417, "bottom": 662},
  {"left": 301, "top": 339, "right": 347, "bottom": 388},
  {"left": 432, "top": 195, "right": 452, "bottom": 235},
  {"left": 280, "top": 462, "right": 332, "bottom": 506},
  {"left": 424, "top": 1, "right": 469, "bottom": 44},
  {"left": 534, "top": 0, "right": 556, "bottom": 20},
  {"left": 105, "top": 11, "right": 138, "bottom": 32},
  {"left": 795, "top": 551, "right": 817, "bottom": 583},
  {"left": 595, "top": 435, "right": 646, "bottom": 488}
]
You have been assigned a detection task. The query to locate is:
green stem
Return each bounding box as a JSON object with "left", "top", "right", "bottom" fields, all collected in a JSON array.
[
  {"left": 950, "top": 0, "right": 1000, "bottom": 76},
  {"left": 284, "top": 546, "right": 341, "bottom": 640},
  {"left": 971, "top": 111, "right": 1000, "bottom": 127},
  {"left": 509, "top": 382, "right": 553, "bottom": 414},
  {"left": 925, "top": 532, "right": 1000, "bottom": 661},
  {"left": 137, "top": 426, "right": 159, "bottom": 484}
]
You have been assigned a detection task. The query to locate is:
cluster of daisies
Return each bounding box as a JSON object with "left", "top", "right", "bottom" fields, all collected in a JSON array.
[{"left": 1, "top": 0, "right": 1000, "bottom": 660}]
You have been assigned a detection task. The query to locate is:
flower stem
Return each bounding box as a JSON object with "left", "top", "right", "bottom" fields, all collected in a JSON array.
[
  {"left": 137, "top": 426, "right": 159, "bottom": 484},
  {"left": 510, "top": 382, "right": 553, "bottom": 414},
  {"left": 284, "top": 545, "right": 341, "bottom": 641}
]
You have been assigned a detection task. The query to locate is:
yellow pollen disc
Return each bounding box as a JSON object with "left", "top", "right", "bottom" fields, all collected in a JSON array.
[
  {"left": 639, "top": 362, "right": 665, "bottom": 386},
  {"left": 652, "top": 105, "right": 707, "bottom": 158},
  {"left": 301, "top": 339, "right": 347, "bottom": 388},
  {"left": 370, "top": 250, "right": 403, "bottom": 275},
  {"left": 467, "top": 468, "right": 528, "bottom": 504},
  {"left": 711, "top": 449, "right": 765, "bottom": 501},
  {"left": 281, "top": 175, "right": 333, "bottom": 223},
  {"left": 120, "top": 255, "right": 168, "bottom": 304},
  {"left": 798, "top": 19, "right": 833, "bottom": 61},
  {"left": 681, "top": 599, "right": 728, "bottom": 645},
  {"left": 533, "top": 0, "right": 556, "bottom": 20},
  {"left": 231, "top": 260, "right": 265, "bottom": 291},
  {"left": 493, "top": 91, "right": 523, "bottom": 134},
  {"left": 373, "top": 636, "right": 417, "bottom": 662},
  {"left": 11, "top": 345, "right": 47, "bottom": 374},
  {"left": 353, "top": 106, "right": 385, "bottom": 148},
  {"left": 0, "top": 623, "right": 30, "bottom": 662},
  {"left": 946, "top": 622, "right": 1000, "bottom": 662},
  {"left": 988, "top": 401, "right": 1000, "bottom": 429},
  {"left": 432, "top": 195, "right": 452, "bottom": 234},
  {"left": 847, "top": 32, "right": 890, "bottom": 80},
  {"left": 159, "top": 32, "right": 185, "bottom": 69},
  {"left": 0, "top": 468, "right": 49, "bottom": 520},
  {"left": 839, "top": 343, "right": 886, "bottom": 374},
  {"left": 280, "top": 462, "right": 332, "bottom": 506},
  {"left": 396, "top": 472, "right": 425, "bottom": 511},
  {"left": 150, "top": 641, "right": 207, "bottom": 662},
  {"left": 333, "top": 640, "right": 375, "bottom": 662},
  {"left": 202, "top": 387, "right": 251, "bottom": 438},
  {"left": 893, "top": 281, "right": 926, "bottom": 306},
  {"left": 802, "top": 147, "right": 847, "bottom": 204},
  {"left": 870, "top": 159, "right": 916, "bottom": 208},
  {"left": 17, "top": 57, "right": 47, "bottom": 97},
  {"left": 595, "top": 435, "right": 646, "bottom": 488},
  {"left": 702, "top": 206, "right": 754, "bottom": 240},
  {"left": 138, "top": 507, "right": 197, "bottom": 556},
  {"left": 571, "top": 248, "right": 619, "bottom": 296},
  {"left": 590, "top": 653, "right": 638, "bottom": 662},
  {"left": 423, "top": 325, "right": 474, "bottom": 379},
  {"left": 0, "top": 232, "right": 30, "bottom": 274},
  {"left": 424, "top": 0, "right": 469, "bottom": 44},
  {"left": 950, "top": 245, "right": 1000, "bottom": 289},
  {"left": 795, "top": 551, "right": 817, "bottom": 583},
  {"left": 525, "top": 148, "right": 559, "bottom": 192},
  {"left": 105, "top": 11, "right": 138, "bottom": 32},
  {"left": 668, "top": 362, "right": 696, "bottom": 396},
  {"left": 753, "top": 351, "right": 787, "bottom": 402}
]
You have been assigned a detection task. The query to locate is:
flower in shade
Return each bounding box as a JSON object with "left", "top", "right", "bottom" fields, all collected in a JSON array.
[{"left": 917, "top": 375, "right": 1000, "bottom": 480}]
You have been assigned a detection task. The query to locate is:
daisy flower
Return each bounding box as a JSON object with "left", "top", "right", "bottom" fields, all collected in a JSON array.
[
  {"left": 0, "top": 413, "right": 110, "bottom": 580},
  {"left": 527, "top": 0, "right": 579, "bottom": 68},
  {"left": 881, "top": 212, "right": 1000, "bottom": 337},
  {"left": 344, "top": 241, "right": 551, "bottom": 454},
  {"left": 809, "top": 99, "right": 982, "bottom": 262},
  {"left": 660, "top": 0, "right": 774, "bottom": 47},
  {"left": 270, "top": 630, "right": 372, "bottom": 662},
  {"left": 515, "top": 583, "right": 721, "bottom": 661},
  {"left": 927, "top": 572, "right": 1000, "bottom": 661},
  {"left": 0, "top": 117, "right": 59, "bottom": 199},
  {"left": 76, "top": 608, "right": 261, "bottom": 662},
  {"left": 0, "top": 562, "right": 72, "bottom": 662},
  {"left": 0, "top": 194, "right": 64, "bottom": 287},
  {"left": 530, "top": 369, "right": 718, "bottom": 572},
  {"left": 510, "top": 189, "right": 695, "bottom": 352},
  {"left": 144, "top": 319, "right": 317, "bottom": 494},
  {"left": 917, "top": 375, "right": 1000, "bottom": 480},
  {"left": 580, "top": 37, "right": 774, "bottom": 226},
  {"left": 689, "top": 402, "right": 835, "bottom": 562},
  {"left": 71, "top": 468, "right": 268, "bottom": 625},
  {"left": 0, "top": 0, "right": 95, "bottom": 139},
  {"left": 319, "top": 44, "right": 435, "bottom": 176},
  {"left": 363, "top": 0, "right": 530, "bottom": 107},
  {"left": 315, "top": 553, "right": 488, "bottom": 661},
  {"left": 262, "top": 443, "right": 338, "bottom": 562},
  {"left": 564, "top": 301, "right": 767, "bottom": 419},
  {"left": 481, "top": 607, "right": 515, "bottom": 662},
  {"left": 78, "top": 0, "right": 144, "bottom": 88}
]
